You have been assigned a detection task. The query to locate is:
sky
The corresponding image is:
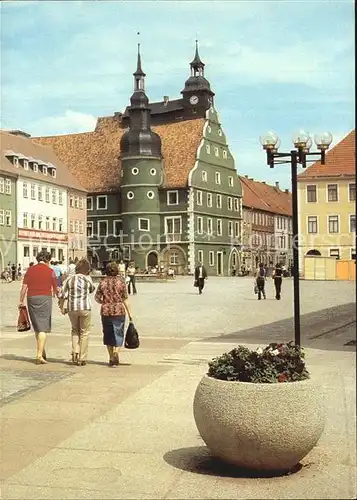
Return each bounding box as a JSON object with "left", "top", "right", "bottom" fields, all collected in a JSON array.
[{"left": 1, "top": 0, "right": 355, "bottom": 189}]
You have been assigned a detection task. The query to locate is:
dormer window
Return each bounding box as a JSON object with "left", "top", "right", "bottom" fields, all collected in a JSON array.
[
  {"left": 43, "top": 166, "right": 48, "bottom": 175},
  {"left": 214, "top": 147, "right": 219, "bottom": 157},
  {"left": 13, "top": 157, "right": 19, "bottom": 167},
  {"left": 33, "top": 163, "right": 38, "bottom": 172},
  {"left": 23, "top": 160, "right": 29, "bottom": 170},
  {"left": 51, "top": 169, "right": 56, "bottom": 178}
]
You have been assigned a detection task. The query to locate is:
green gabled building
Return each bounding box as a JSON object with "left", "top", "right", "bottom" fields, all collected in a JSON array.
[{"left": 35, "top": 43, "right": 243, "bottom": 275}]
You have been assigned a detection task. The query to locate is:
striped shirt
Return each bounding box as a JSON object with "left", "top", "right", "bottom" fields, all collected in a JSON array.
[{"left": 62, "top": 274, "right": 95, "bottom": 312}]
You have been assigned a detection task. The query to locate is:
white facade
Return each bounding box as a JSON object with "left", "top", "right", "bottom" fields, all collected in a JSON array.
[
  {"left": 16, "top": 177, "right": 68, "bottom": 269},
  {"left": 274, "top": 214, "right": 293, "bottom": 266}
]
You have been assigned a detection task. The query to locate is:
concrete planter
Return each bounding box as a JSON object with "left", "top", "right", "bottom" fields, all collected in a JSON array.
[{"left": 193, "top": 375, "right": 325, "bottom": 471}]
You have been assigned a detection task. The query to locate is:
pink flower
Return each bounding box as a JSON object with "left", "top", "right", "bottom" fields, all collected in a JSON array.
[{"left": 278, "top": 372, "right": 288, "bottom": 382}]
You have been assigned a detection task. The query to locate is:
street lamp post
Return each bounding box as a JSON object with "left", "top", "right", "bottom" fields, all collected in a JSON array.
[{"left": 260, "top": 130, "right": 333, "bottom": 345}]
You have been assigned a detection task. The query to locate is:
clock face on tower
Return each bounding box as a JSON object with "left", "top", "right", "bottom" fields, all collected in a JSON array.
[{"left": 189, "top": 95, "right": 199, "bottom": 105}]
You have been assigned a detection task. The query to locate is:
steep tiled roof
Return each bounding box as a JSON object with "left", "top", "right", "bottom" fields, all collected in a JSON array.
[
  {"left": 0, "top": 131, "right": 86, "bottom": 192},
  {"left": 298, "top": 130, "right": 355, "bottom": 180},
  {"left": 239, "top": 176, "right": 292, "bottom": 216},
  {"left": 34, "top": 116, "right": 205, "bottom": 193}
]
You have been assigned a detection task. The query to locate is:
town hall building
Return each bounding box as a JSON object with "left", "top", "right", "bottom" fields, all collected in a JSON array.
[{"left": 35, "top": 43, "right": 243, "bottom": 275}]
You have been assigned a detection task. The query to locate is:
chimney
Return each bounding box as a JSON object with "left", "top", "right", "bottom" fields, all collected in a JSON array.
[
  {"left": 275, "top": 181, "right": 280, "bottom": 189},
  {"left": 9, "top": 129, "right": 31, "bottom": 138},
  {"left": 285, "top": 189, "right": 289, "bottom": 193},
  {"left": 163, "top": 96, "right": 169, "bottom": 107},
  {"left": 262, "top": 181, "right": 266, "bottom": 184}
]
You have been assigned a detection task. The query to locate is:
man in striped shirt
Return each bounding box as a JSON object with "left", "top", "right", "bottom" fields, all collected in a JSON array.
[{"left": 61, "top": 259, "right": 95, "bottom": 365}]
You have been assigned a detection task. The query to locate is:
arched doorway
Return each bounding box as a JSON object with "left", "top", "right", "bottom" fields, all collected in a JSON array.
[
  {"left": 161, "top": 245, "right": 187, "bottom": 275},
  {"left": 146, "top": 251, "right": 158, "bottom": 269},
  {"left": 228, "top": 248, "right": 240, "bottom": 275},
  {"left": 306, "top": 249, "right": 321, "bottom": 256}
]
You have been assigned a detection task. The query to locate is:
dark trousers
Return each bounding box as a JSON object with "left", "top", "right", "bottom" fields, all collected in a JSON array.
[
  {"left": 274, "top": 277, "right": 282, "bottom": 299},
  {"left": 198, "top": 278, "right": 205, "bottom": 294},
  {"left": 127, "top": 275, "right": 137, "bottom": 294},
  {"left": 256, "top": 277, "right": 266, "bottom": 300}
]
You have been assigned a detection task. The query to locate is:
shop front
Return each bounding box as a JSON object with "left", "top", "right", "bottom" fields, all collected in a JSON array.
[{"left": 18, "top": 228, "right": 68, "bottom": 269}]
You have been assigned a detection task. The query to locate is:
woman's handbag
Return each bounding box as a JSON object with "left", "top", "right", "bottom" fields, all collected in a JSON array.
[
  {"left": 17, "top": 306, "right": 31, "bottom": 332},
  {"left": 194, "top": 279, "right": 198, "bottom": 287},
  {"left": 125, "top": 321, "right": 140, "bottom": 349}
]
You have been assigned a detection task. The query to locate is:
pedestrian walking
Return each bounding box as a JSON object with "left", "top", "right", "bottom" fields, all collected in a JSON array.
[
  {"left": 118, "top": 260, "right": 126, "bottom": 280},
  {"left": 11, "top": 263, "right": 16, "bottom": 281},
  {"left": 18, "top": 251, "right": 60, "bottom": 364},
  {"left": 255, "top": 263, "right": 266, "bottom": 300},
  {"left": 52, "top": 261, "right": 63, "bottom": 287},
  {"left": 273, "top": 262, "right": 283, "bottom": 300},
  {"left": 95, "top": 262, "right": 133, "bottom": 367},
  {"left": 17, "top": 264, "right": 22, "bottom": 280},
  {"left": 67, "top": 259, "right": 76, "bottom": 277},
  {"left": 61, "top": 259, "right": 95, "bottom": 366},
  {"left": 126, "top": 261, "right": 137, "bottom": 295},
  {"left": 194, "top": 261, "right": 207, "bottom": 295}
]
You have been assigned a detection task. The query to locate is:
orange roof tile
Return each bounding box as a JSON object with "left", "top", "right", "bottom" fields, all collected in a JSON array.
[
  {"left": 34, "top": 116, "right": 205, "bottom": 193},
  {"left": 239, "top": 175, "right": 292, "bottom": 216},
  {"left": 0, "top": 131, "right": 86, "bottom": 192},
  {"left": 298, "top": 130, "right": 355, "bottom": 180}
]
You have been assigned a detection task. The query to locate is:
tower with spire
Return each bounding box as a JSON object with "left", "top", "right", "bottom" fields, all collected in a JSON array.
[
  {"left": 120, "top": 43, "right": 162, "bottom": 158},
  {"left": 119, "top": 43, "right": 163, "bottom": 263},
  {"left": 181, "top": 40, "right": 215, "bottom": 117}
]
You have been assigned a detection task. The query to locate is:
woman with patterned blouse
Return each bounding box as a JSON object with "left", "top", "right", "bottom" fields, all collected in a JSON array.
[{"left": 95, "top": 261, "right": 133, "bottom": 366}]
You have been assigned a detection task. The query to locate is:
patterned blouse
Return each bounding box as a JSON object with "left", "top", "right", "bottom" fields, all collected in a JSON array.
[{"left": 94, "top": 276, "right": 128, "bottom": 316}]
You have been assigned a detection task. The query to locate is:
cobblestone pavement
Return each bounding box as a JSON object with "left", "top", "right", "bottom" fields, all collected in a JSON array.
[{"left": 0, "top": 277, "right": 355, "bottom": 339}]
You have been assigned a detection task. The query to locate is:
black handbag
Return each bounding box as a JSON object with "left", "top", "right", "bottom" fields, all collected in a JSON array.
[
  {"left": 194, "top": 279, "right": 198, "bottom": 287},
  {"left": 125, "top": 321, "right": 140, "bottom": 349}
]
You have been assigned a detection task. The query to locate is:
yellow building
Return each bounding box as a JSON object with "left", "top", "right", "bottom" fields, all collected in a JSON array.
[{"left": 297, "top": 130, "right": 355, "bottom": 272}]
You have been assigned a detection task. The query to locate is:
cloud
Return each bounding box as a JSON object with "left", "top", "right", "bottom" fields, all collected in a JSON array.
[{"left": 28, "top": 110, "right": 97, "bottom": 136}]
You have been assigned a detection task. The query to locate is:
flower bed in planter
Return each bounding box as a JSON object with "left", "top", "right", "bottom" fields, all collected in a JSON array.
[{"left": 193, "top": 343, "right": 325, "bottom": 472}]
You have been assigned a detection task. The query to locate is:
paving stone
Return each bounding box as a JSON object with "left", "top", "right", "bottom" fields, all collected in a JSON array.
[
  {"left": 0, "top": 279, "right": 355, "bottom": 499},
  {"left": 0, "top": 369, "right": 73, "bottom": 406}
]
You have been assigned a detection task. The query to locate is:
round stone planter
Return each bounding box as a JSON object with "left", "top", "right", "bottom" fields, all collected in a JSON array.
[{"left": 193, "top": 375, "right": 325, "bottom": 471}]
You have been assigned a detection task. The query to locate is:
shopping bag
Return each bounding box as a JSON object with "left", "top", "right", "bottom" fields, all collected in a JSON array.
[
  {"left": 124, "top": 321, "right": 140, "bottom": 349},
  {"left": 17, "top": 306, "right": 31, "bottom": 332}
]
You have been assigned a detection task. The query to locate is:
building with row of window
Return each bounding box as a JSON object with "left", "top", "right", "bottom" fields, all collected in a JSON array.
[
  {"left": 239, "top": 176, "right": 293, "bottom": 270},
  {"left": 298, "top": 129, "right": 355, "bottom": 266},
  {"left": 35, "top": 43, "right": 243, "bottom": 275},
  {"left": 0, "top": 130, "right": 87, "bottom": 271}
]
